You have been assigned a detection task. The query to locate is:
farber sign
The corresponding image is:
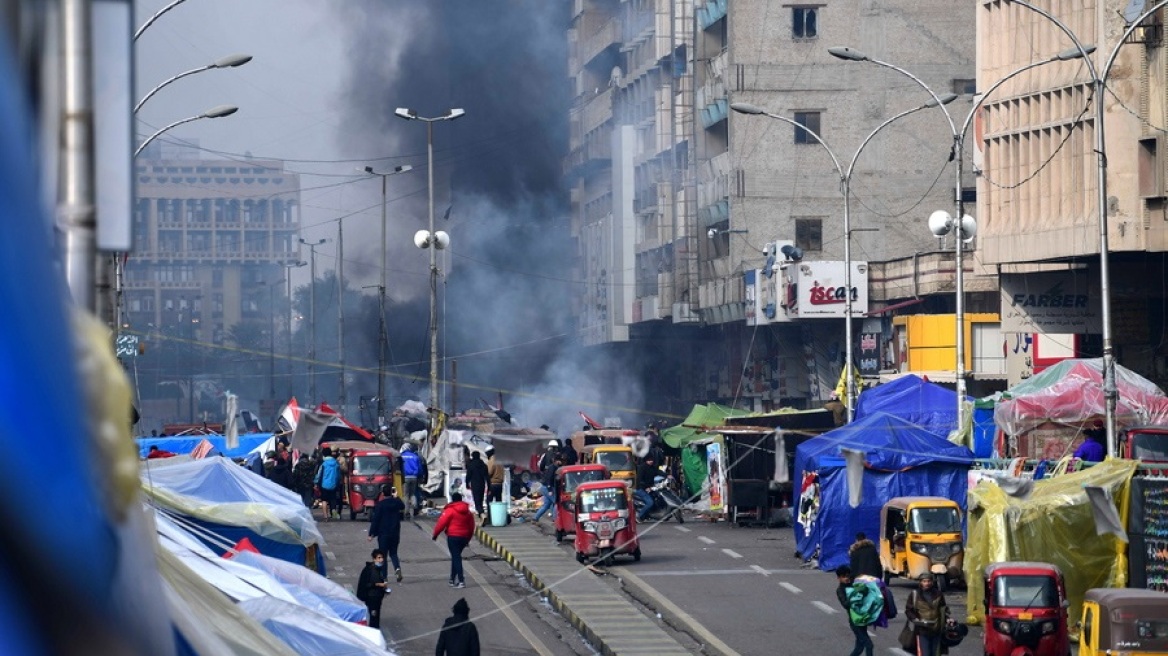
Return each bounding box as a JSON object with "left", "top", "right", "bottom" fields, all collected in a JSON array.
[
  {"left": 1000, "top": 271, "right": 1102, "bottom": 333},
  {"left": 793, "top": 261, "right": 869, "bottom": 317}
]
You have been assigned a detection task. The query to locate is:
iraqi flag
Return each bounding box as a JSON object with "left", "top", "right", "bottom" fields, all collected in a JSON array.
[
  {"left": 316, "top": 402, "right": 374, "bottom": 442},
  {"left": 277, "top": 397, "right": 302, "bottom": 433},
  {"left": 580, "top": 411, "right": 602, "bottom": 430}
]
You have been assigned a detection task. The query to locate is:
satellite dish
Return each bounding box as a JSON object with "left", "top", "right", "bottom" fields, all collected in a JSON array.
[
  {"left": 433, "top": 231, "right": 450, "bottom": 250},
  {"left": 1123, "top": 0, "right": 1147, "bottom": 24},
  {"left": 928, "top": 210, "right": 953, "bottom": 237}
]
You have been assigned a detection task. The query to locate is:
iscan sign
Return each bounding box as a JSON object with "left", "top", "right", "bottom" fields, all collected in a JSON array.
[{"left": 790, "top": 261, "right": 869, "bottom": 318}]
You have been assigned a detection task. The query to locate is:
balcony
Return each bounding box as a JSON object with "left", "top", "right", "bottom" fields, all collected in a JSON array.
[
  {"left": 563, "top": 135, "right": 613, "bottom": 177},
  {"left": 578, "top": 18, "right": 618, "bottom": 68},
  {"left": 582, "top": 87, "right": 613, "bottom": 134}
]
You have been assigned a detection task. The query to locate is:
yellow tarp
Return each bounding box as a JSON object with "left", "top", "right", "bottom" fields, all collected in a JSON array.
[{"left": 963, "top": 458, "right": 1138, "bottom": 628}]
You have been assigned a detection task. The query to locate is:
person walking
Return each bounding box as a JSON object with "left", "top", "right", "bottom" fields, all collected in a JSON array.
[
  {"left": 849, "top": 532, "right": 882, "bottom": 580},
  {"left": 313, "top": 447, "right": 341, "bottom": 521},
  {"left": 400, "top": 443, "right": 423, "bottom": 519},
  {"left": 292, "top": 453, "right": 316, "bottom": 508},
  {"left": 435, "top": 597, "right": 479, "bottom": 656},
  {"left": 356, "top": 549, "right": 390, "bottom": 629},
  {"left": 432, "top": 492, "right": 475, "bottom": 588},
  {"left": 368, "top": 485, "right": 406, "bottom": 582},
  {"left": 836, "top": 566, "right": 875, "bottom": 656},
  {"left": 905, "top": 573, "right": 948, "bottom": 656},
  {"left": 465, "top": 451, "right": 489, "bottom": 519},
  {"left": 532, "top": 456, "right": 561, "bottom": 523},
  {"left": 270, "top": 443, "right": 293, "bottom": 490},
  {"left": 486, "top": 449, "right": 505, "bottom": 505}
]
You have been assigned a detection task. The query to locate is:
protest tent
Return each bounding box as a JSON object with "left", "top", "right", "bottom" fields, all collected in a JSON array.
[
  {"left": 136, "top": 433, "right": 272, "bottom": 459},
  {"left": 794, "top": 412, "right": 974, "bottom": 571},
  {"left": 141, "top": 457, "right": 327, "bottom": 573},
  {"left": 853, "top": 374, "right": 966, "bottom": 437}
]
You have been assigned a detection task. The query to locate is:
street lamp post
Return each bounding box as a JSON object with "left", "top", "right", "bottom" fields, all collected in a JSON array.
[
  {"left": 300, "top": 238, "right": 328, "bottom": 406},
  {"left": 363, "top": 164, "right": 414, "bottom": 428},
  {"left": 1001, "top": 0, "right": 1168, "bottom": 459},
  {"left": 134, "top": 54, "right": 251, "bottom": 113},
  {"left": 336, "top": 218, "right": 346, "bottom": 416},
  {"left": 283, "top": 260, "right": 307, "bottom": 398},
  {"left": 135, "top": 105, "right": 238, "bottom": 157},
  {"left": 732, "top": 92, "right": 955, "bottom": 423},
  {"left": 395, "top": 107, "right": 465, "bottom": 425}
]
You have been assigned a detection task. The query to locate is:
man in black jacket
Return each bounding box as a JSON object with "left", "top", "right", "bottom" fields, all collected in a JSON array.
[
  {"left": 436, "top": 597, "right": 480, "bottom": 656},
  {"left": 368, "top": 485, "right": 406, "bottom": 582},
  {"left": 356, "top": 549, "right": 389, "bottom": 629},
  {"left": 848, "top": 532, "right": 882, "bottom": 580},
  {"left": 464, "top": 451, "right": 489, "bottom": 519}
]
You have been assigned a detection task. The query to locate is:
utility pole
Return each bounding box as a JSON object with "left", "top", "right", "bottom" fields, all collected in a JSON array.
[
  {"left": 337, "top": 220, "right": 346, "bottom": 415},
  {"left": 300, "top": 238, "right": 327, "bottom": 406},
  {"left": 283, "top": 260, "right": 306, "bottom": 398}
]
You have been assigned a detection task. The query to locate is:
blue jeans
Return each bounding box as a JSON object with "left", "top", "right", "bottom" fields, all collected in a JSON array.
[
  {"left": 915, "top": 632, "right": 941, "bottom": 656},
  {"left": 533, "top": 487, "right": 555, "bottom": 521},
  {"left": 446, "top": 535, "right": 468, "bottom": 584},
  {"left": 848, "top": 623, "right": 873, "bottom": 656},
  {"left": 633, "top": 489, "right": 654, "bottom": 520}
]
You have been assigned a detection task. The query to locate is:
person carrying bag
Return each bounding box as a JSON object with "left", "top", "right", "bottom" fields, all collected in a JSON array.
[{"left": 901, "top": 573, "right": 948, "bottom": 656}]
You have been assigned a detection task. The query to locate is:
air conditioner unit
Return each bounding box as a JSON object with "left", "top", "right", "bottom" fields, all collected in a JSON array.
[{"left": 672, "top": 302, "right": 699, "bottom": 324}]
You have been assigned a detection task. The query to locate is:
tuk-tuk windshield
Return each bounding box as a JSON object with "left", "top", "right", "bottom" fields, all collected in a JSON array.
[
  {"left": 565, "top": 470, "right": 605, "bottom": 495},
  {"left": 908, "top": 506, "right": 961, "bottom": 534},
  {"left": 596, "top": 451, "right": 632, "bottom": 471},
  {"left": 352, "top": 455, "right": 391, "bottom": 476},
  {"left": 994, "top": 575, "right": 1059, "bottom": 608},
  {"left": 579, "top": 488, "right": 626, "bottom": 513},
  {"left": 1130, "top": 433, "right": 1168, "bottom": 462},
  {"left": 1117, "top": 617, "right": 1168, "bottom": 648}
]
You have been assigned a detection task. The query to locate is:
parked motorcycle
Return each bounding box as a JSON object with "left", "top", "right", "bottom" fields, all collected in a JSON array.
[{"left": 633, "top": 476, "right": 686, "bottom": 523}]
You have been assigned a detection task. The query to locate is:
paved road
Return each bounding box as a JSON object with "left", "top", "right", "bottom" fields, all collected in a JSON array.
[
  {"left": 315, "top": 508, "right": 597, "bottom": 655},
  {"left": 531, "top": 514, "right": 984, "bottom": 656}
]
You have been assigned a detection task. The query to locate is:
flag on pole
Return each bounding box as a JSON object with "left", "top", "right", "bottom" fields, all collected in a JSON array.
[
  {"left": 580, "top": 412, "right": 602, "bottom": 430},
  {"left": 834, "top": 364, "right": 863, "bottom": 407}
]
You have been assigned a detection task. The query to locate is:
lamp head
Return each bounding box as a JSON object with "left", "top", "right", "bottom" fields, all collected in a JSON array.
[
  {"left": 928, "top": 210, "right": 953, "bottom": 237},
  {"left": 779, "top": 244, "right": 804, "bottom": 261},
  {"left": 828, "top": 46, "right": 868, "bottom": 62},
  {"left": 414, "top": 230, "right": 432, "bottom": 249},
  {"left": 446, "top": 108, "right": 466, "bottom": 120},
  {"left": 927, "top": 93, "right": 959, "bottom": 108},
  {"left": 396, "top": 164, "right": 414, "bottom": 173},
  {"left": 959, "top": 214, "right": 977, "bottom": 241},
  {"left": 731, "top": 102, "right": 765, "bottom": 115},
  {"left": 1057, "top": 45, "right": 1095, "bottom": 60},
  {"left": 214, "top": 54, "right": 253, "bottom": 68},
  {"left": 202, "top": 105, "right": 239, "bottom": 119},
  {"left": 395, "top": 107, "right": 416, "bottom": 120}
]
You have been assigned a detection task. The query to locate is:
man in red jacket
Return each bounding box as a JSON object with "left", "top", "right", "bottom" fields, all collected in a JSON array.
[{"left": 432, "top": 492, "right": 476, "bottom": 588}]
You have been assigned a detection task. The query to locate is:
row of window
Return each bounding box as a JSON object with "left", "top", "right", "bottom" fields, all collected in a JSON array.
[
  {"left": 140, "top": 165, "right": 273, "bottom": 175},
  {"left": 143, "top": 198, "right": 296, "bottom": 224}
]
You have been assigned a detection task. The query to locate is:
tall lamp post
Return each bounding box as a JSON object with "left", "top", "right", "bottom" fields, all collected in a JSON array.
[
  {"left": 300, "top": 238, "right": 328, "bottom": 406},
  {"left": 732, "top": 92, "right": 955, "bottom": 423},
  {"left": 1001, "top": 0, "right": 1168, "bottom": 458},
  {"left": 363, "top": 164, "right": 414, "bottom": 428},
  {"left": 394, "top": 107, "right": 465, "bottom": 426}
]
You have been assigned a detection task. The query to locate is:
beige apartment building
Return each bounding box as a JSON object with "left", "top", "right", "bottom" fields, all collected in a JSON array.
[
  {"left": 568, "top": 0, "right": 987, "bottom": 413},
  {"left": 976, "top": 1, "right": 1168, "bottom": 389}
]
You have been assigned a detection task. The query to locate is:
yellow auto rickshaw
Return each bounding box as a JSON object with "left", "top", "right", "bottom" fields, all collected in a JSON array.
[
  {"left": 879, "top": 496, "right": 964, "bottom": 590},
  {"left": 581, "top": 444, "right": 636, "bottom": 486},
  {"left": 1080, "top": 588, "right": 1168, "bottom": 656}
]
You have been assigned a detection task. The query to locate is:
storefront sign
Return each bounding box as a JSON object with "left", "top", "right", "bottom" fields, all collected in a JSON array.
[
  {"left": 1000, "top": 272, "right": 1101, "bottom": 334},
  {"left": 791, "top": 261, "right": 869, "bottom": 317}
]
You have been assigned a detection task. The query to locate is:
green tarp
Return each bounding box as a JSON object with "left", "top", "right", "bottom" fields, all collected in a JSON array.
[{"left": 661, "top": 403, "right": 750, "bottom": 448}]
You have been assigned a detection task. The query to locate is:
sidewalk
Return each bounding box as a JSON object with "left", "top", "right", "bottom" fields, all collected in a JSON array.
[{"left": 476, "top": 519, "right": 694, "bottom": 656}]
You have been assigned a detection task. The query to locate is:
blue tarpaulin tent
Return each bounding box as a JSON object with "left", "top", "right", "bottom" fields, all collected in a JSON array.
[
  {"left": 136, "top": 434, "right": 273, "bottom": 459},
  {"left": 794, "top": 413, "right": 974, "bottom": 571},
  {"left": 853, "top": 374, "right": 966, "bottom": 437}
]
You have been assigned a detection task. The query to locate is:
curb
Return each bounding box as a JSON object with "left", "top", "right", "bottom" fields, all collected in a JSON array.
[{"left": 475, "top": 525, "right": 617, "bottom": 656}]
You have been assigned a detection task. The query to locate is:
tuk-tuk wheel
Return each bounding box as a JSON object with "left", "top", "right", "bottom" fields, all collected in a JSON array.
[
  {"left": 555, "top": 530, "right": 564, "bottom": 542},
  {"left": 633, "top": 547, "right": 641, "bottom": 562},
  {"left": 575, "top": 552, "right": 585, "bottom": 564}
]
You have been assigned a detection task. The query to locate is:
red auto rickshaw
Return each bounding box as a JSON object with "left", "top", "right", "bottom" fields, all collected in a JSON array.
[
  {"left": 573, "top": 480, "right": 640, "bottom": 564},
  {"left": 323, "top": 441, "right": 396, "bottom": 520},
  {"left": 554, "top": 464, "right": 609, "bottom": 542},
  {"left": 983, "top": 562, "right": 1069, "bottom": 656}
]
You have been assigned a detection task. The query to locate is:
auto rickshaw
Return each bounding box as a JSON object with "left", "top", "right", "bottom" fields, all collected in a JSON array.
[
  {"left": 580, "top": 444, "right": 636, "bottom": 486},
  {"left": 879, "top": 496, "right": 964, "bottom": 590},
  {"left": 983, "top": 562, "right": 1069, "bottom": 656},
  {"left": 573, "top": 480, "right": 640, "bottom": 564},
  {"left": 1080, "top": 588, "right": 1168, "bottom": 656},
  {"left": 554, "top": 464, "right": 610, "bottom": 542},
  {"left": 322, "top": 441, "right": 396, "bottom": 520}
]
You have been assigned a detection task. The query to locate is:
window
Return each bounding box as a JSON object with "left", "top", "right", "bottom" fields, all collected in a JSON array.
[
  {"left": 795, "top": 218, "right": 823, "bottom": 251},
  {"left": 792, "top": 7, "right": 817, "bottom": 38},
  {"left": 793, "top": 111, "right": 821, "bottom": 144},
  {"left": 1139, "top": 136, "right": 1165, "bottom": 198},
  {"left": 952, "top": 79, "right": 976, "bottom": 95},
  {"left": 961, "top": 187, "right": 977, "bottom": 204}
]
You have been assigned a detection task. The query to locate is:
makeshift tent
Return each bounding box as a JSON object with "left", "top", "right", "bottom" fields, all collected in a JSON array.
[
  {"left": 136, "top": 433, "right": 272, "bottom": 459},
  {"left": 963, "top": 459, "right": 1138, "bottom": 628},
  {"left": 794, "top": 412, "right": 974, "bottom": 570},
  {"left": 994, "top": 358, "right": 1168, "bottom": 436},
  {"left": 237, "top": 597, "right": 389, "bottom": 656},
  {"left": 662, "top": 404, "right": 752, "bottom": 497},
  {"left": 853, "top": 374, "right": 967, "bottom": 437},
  {"left": 232, "top": 551, "right": 366, "bottom": 623},
  {"left": 142, "top": 457, "right": 327, "bottom": 573}
]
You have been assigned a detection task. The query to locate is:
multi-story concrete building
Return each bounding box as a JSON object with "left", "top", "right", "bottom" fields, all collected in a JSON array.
[
  {"left": 976, "top": 1, "right": 1168, "bottom": 389},
  {"left": 568, "top": 0, "right": 987, "bottom": 413},
  {"left": 124, "top": 142, "right": 301, "bottom": 419}
]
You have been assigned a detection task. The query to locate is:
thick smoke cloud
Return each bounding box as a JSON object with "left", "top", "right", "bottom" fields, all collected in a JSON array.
[{"left": 333, "top": 2, "right": 663, "bottom": 426}]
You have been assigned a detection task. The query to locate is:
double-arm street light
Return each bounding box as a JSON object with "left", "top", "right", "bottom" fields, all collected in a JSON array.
[
  {"left": 732, "top": 92, "right": 955, "bottom": 423},
  {"left": 1001, "top": 0, "right": 1168, "bottom": 459},
  {"left": 363, "top": 164, "right": 414, "bottom": 428},
  {"left": 300, "top": 238, "right": 329, "bottom": 406},
  {"left": 134, "top": 54, "right": 251, "bottom": 113},
  {"left": 394, "top": 107, "right": 465, "bottom": 426}
]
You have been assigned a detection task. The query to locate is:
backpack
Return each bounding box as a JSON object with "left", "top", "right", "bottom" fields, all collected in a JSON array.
[{"left": 847, "top": 581, "right": 885, "bottom": 626}]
